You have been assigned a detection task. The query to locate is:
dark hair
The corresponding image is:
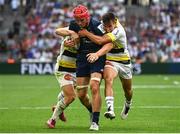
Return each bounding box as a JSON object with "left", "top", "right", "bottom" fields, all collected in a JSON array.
[{"left": 102, "top": 12, "right": 116, "bottom": 24}]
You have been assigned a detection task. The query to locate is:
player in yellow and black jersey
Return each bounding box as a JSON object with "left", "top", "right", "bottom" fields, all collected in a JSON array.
[
  {"left": 47, "top": 34, "right": 79, "bottom": 128},
  {"left": 78, "top": 12, "right": 133, "bottom": 121}
]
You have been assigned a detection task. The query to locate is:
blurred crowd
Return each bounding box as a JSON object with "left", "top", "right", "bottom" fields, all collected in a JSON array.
[
  {"left": 0, "top": 0, "right": 179, "bottom": 63},
  {"left": 127, "top": 1, "right": 180, "bottom": 63}
]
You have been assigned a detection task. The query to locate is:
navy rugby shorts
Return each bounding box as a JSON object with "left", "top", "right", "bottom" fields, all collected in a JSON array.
[{"left": 76, "top": 53, "right": 105, "bottom": 77}]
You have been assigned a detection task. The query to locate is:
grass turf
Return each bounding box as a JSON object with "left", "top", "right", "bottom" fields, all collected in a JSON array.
[{"left": 0, "top": 75, "right": 180, "bottom": 133}]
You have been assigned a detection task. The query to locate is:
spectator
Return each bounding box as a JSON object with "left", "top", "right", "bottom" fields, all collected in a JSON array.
[
  {"left": 0, "top": 0, "right": 179, "bottom": 63},
  {"left": 7, "top": 54, "right": 15, "bottom": 64}
]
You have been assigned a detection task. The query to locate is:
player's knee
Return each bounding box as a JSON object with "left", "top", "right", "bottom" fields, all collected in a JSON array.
[
  {"left": 90, "top": 81, "right": 100, "bottom": 95},
  {"left": 104, "top": 76, "right": 113, "bottom": 84},
  {"left": 76, "top": 85, "right": 88, "bottom": 99},
  {"left": 69, "top": 95, "right": 76, "bottom": 103},
  {"left": 77, "top": 92, "right": 86, "bottom": 100},
  {"left": 66, "top": 94, "right": 76, "bottom": 104}
]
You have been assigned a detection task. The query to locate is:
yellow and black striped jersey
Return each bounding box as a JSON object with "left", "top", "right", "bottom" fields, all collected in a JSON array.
[
  {"left": 57, "top": 36, "right": 79, "bottom": 72},
  {"left": 98, "top": 21, "right": 130, "bottom": 62}
]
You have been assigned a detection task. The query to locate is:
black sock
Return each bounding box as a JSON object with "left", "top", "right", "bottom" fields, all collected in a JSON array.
[
  {"left": 87, "top": 105, "right": 92, "bottom": 113},
  {"left": 92, "top": 112, "right": 100, "bottom": 125}
]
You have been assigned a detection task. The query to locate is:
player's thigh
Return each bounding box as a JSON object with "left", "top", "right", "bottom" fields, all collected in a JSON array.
[
  {"left": 91, "top": 72, "right": 102, "bottom": 80},
  {"left": 76, "top": 77, "right": 90, "bottom": 86},
  {"left": 118, "top": 63, "right": 132, "bottom": 80},
  {"left": 104, "top": 62, "right": 118, "bottom": 81},
  {"left": 117, "top": 63, "right": 132, "bottom": 91},
  {"left": 55, "top": 71, "right": 76, "bottom": 88},
  {"left": 76, "top": 77, "right": 90, "bottom": 97}
]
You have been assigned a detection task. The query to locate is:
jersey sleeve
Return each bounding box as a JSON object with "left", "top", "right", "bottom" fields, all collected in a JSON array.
[
  {"left": 69, "top": 21, "right": 79, "bottom": 32},
  {"left": 106, "top": 27, "right": 121, "bottom": 42},
  {"left": 69, "top": 21, "right": 75, "bottom": 30}
]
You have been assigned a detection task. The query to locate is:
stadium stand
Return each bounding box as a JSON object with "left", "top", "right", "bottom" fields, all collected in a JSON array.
[{"left": 0, "top": 0, "right": 179, "bottom": 63}]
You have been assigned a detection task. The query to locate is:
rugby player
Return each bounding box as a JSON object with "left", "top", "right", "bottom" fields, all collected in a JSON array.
[
  {"left": 46, "top": 31, "right": 79, "bottom": 128},
  {"left": 56, "top": 5, "right": 112, "bottom": 130},
  {"left": 78, "top": 12, "right": 133, "bottom": 120}
]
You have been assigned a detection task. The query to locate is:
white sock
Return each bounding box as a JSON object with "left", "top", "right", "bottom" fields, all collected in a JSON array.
[
  {"left": 57, "top": 91, "right": 64, "bottom": 101},
  {"left": 105, "top": 96, "right": 114, "bottom": 112},
  {"left": 51, "top": 99, "right": 66, "bottom": 120}
]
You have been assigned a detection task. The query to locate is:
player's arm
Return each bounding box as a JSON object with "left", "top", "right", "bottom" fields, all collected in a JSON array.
[
  {"left": 78, "top": 29, "right": 112, "bottom": 45},
  {"left": 55, "top": 28, "right": 78, "bottom": 39},
  {"left": 87, "top": 43, "right": 113, "bottom": 63}
]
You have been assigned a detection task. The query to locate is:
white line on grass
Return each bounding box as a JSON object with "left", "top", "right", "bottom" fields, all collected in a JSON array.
[
  {"left": 100, "top": 85, "right": 180, "bottom": 89},
  {"left": 1, "top": 106, "right": 180, "bottom": 110},
  {"left": 0, "top": 107, "right": 9, "bottom": 110},
  {"left": 0, "top": 85, "right": 179, "bottom": 89},
  {"left": 132, "top": 85, "right": 180, "bottom": 89}
]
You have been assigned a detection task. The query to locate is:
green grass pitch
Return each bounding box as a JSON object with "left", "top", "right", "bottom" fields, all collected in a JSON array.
[{"left": 0, "top": 75, "right": 180, "bottom": 133}]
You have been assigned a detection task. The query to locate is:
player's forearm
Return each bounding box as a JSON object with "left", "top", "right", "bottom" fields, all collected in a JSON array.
[
  {"left": 86, "top": 32, "right": 110, "bottom": 45},
  {"left": 55, "top": 28, "right": 75, "bottom": 37},
  {"left": 96, "top": 43, "right": 113, "bottom": 57}
]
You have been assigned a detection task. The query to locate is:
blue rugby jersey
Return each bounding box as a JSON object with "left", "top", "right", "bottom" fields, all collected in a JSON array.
[{"left": 69, "top": 18, "right": 104, "bottom": 53}]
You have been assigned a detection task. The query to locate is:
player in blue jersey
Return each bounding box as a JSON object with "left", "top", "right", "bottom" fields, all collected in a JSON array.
[{"left": 56, "top": 5, "right": 110, "bottom": 131}]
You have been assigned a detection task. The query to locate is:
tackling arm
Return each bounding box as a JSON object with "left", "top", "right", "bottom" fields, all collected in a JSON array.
[
  {"left": 55, "top": 28, "right": 78, "bottom": 39},
  {"left": 78, "top": 29, "right": 112, "bottom": 45},
  {"left": 55, "top": 27, "right": 79, "bottom": 45},
  {"left": 87, "top": 43, "right": 113, "bottom": 63},
  {"left": 96, "top": 43, "right": 113, "bottom": 57}
]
